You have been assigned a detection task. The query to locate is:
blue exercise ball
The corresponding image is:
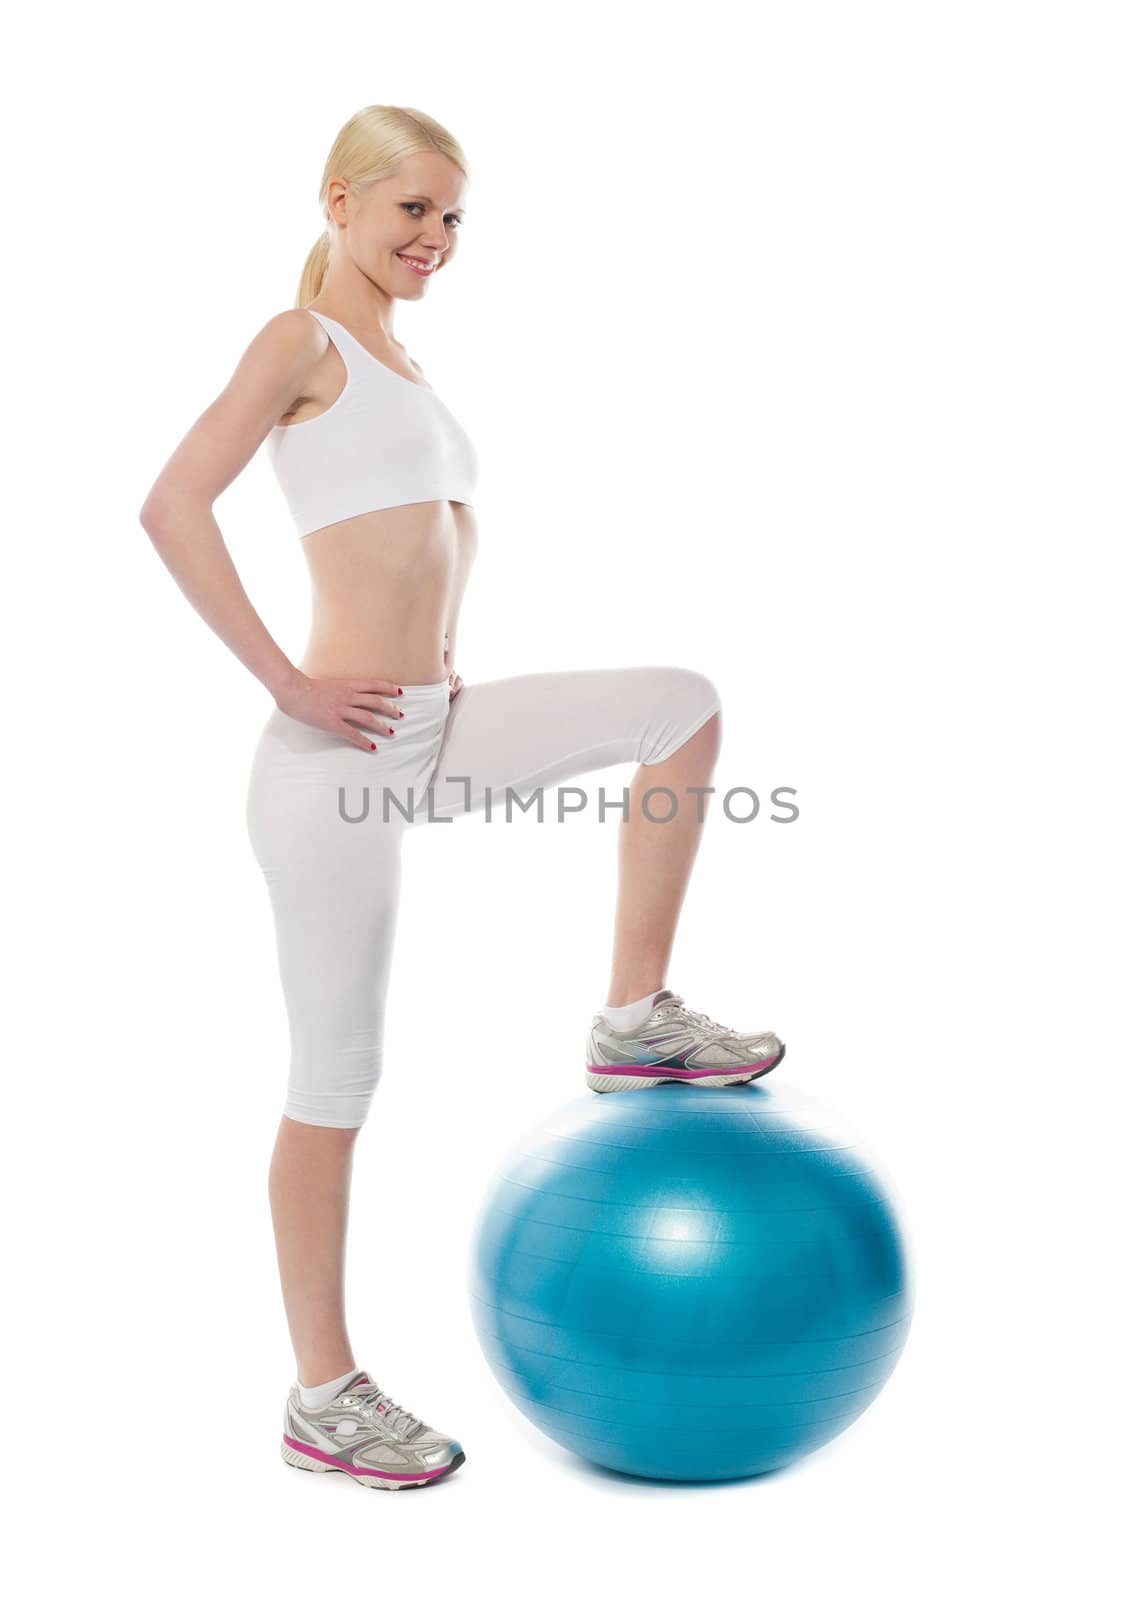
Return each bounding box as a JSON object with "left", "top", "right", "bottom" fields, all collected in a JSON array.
[{"left": 468, "top": 1082, "right": 913, "bottom": 1482}]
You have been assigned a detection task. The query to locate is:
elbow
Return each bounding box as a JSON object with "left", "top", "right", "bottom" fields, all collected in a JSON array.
[
  {"left": 140, "top": 492, "right": 204, "bottom": 542},
  {"left": 139, "top": 494, "right": 167, "bottom": 538}
]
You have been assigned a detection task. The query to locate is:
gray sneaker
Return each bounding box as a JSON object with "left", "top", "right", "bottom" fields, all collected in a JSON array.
[
  {"left": 281, "top": 1370, "right": 466, "bottom": 1489},
  {"left": 586, "top": 989, "right": 785, "bottom": 1092}
]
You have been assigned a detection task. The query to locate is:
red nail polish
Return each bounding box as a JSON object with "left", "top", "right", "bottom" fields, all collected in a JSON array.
[
  {"left": 370, "top": 742, "right": 376, "bottom": 750},
  {"left": 398, "top": 687, "right": 404, "bottom": 696},
  {"left": 389, "top": 728, "right": 394, "bottom": 735}
]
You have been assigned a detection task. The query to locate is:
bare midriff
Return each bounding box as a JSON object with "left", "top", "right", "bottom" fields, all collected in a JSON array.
[{"left": 294, "top": 499, "right": 479, "bottom": 686}]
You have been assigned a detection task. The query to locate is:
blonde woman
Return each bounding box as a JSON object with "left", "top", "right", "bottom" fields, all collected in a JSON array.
[{"left": 140, "top": 105, "right": 785, "bottom": 1491}]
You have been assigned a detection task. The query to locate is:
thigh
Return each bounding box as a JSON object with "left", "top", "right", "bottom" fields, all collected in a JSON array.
[
  {"left": 419, "top": 664, "right": 721, "bottom": 821},
  {"left": 246, "top": 716, "right": 408, "bottom": 1128}
]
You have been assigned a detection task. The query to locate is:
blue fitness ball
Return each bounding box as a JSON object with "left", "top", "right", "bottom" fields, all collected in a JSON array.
[{"left": 468, "top": 1081, "right": 913, "bottom": 1482}]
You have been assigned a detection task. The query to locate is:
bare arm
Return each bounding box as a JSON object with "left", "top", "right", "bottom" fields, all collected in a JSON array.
[
  {"left": 139, "top": 310, "right": 324, "bottom": 702},
  {"left": 140, "top": 310, "right": 423, "bottom": 750}
]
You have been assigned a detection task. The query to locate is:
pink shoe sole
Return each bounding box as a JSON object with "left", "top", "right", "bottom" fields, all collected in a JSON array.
[{"left": 585, "top": 1044, "right": 785, "bottom": 1093}]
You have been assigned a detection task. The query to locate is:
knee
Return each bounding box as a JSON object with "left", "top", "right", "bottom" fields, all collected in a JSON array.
[
  {"left": 685, "top": 667, "right": 722, "bottom": 721},
  {"left": 282, "top": 1091, "right": 378, "bottom": 1131},
  {"left": 640, "top": 667, "right": 722, "bottom": 766},
  {"left": 284, "top": 1052, "right": 382, "bottom": 1131}
]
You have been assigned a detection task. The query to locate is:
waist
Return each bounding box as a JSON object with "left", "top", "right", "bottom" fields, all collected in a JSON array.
[
  {"left": 297, "top": 502, "right": 475, "bottom": 682},
  {"left": 297, "top": 632, "right": 449, "bottom": 684},
  {"left": 259, "top": 676, "right": 453, "bottom": 760}
]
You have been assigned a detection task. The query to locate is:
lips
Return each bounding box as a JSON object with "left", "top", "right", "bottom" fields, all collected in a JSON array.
[{"left": 396, "top": 253, "right": 435, "bottom": 276}]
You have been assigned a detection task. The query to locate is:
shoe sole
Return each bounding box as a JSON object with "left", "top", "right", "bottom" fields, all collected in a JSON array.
[
  {"left": 281, "top": 1434, "right": 466, "bottom": 1489},
  {"left": 585, "top": 1043, "right": 786, "bottom": 1093}
]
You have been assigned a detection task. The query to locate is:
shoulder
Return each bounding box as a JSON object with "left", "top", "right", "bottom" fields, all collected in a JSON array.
[
  {"left": 255, "top": 307, "right": 330, "bottom": 359},
  {"left": 235, "top": 308, "right": 331, "bottom": 394}
]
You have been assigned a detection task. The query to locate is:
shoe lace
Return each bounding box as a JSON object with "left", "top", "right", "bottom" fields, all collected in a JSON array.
[
  {"left": 351, "top": 1380, "right": 426, "bottom": 1439},
  {"left": 662, "top": 993, "right": 735, "bottom": 1038}
]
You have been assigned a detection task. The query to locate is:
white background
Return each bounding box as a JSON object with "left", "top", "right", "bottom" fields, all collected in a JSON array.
[{"left": 5, "top": 1, "right": 1124, "bottom": 1594}]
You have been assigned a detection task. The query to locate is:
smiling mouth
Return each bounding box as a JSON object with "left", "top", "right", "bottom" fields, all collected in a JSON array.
[{"left": 396, "top": 253, "right": 436, "bottom": 276}]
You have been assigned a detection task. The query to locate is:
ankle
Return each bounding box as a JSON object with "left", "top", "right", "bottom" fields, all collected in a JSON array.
[
  {"left": 297, "top": 1366, "right": 363, "bottom": 1410},
  {"left": 600, "top": 987, "right": 665, "bottom": 1031},
  {"left": 298, "top": 1358, "right": 358, "bottom": 1388},
  {"left": 605, "top": 982, "right": 664, "bottom": 1008}
]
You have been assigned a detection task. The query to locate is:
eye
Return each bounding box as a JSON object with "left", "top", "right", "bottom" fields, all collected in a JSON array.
[{"left": 401, "top": 202, "right": 463, "bottom": 228}]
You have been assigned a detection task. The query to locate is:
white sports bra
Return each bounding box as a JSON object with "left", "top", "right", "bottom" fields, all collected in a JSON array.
[{"left": 266, "top": 309, "right": 478, "bottom": 537}]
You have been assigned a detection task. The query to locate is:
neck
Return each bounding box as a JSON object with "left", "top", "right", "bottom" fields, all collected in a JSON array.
[{"left": 315, "top": 268, "right": 397, "bottom": 344}]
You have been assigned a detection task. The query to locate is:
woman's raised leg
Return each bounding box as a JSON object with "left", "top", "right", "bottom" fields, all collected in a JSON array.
[
  {"left": 421, "top": 664, "right": 723, "bottom": 1000},
  {"left": 606, "top": 706, "right": 721, "bottom": 1005},
  {"left": 421, "top": 663, "right": 782, "bottom": 1089}
]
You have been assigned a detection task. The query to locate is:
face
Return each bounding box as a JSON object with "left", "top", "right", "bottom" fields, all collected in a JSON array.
[{"left": 327, "top": 151, "right": 468, "bottom": 299}]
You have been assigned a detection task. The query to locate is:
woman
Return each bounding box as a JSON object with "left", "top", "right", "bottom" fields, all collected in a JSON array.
[{"left": 140, "top": 105, "right": 785, "bottom": 1491}]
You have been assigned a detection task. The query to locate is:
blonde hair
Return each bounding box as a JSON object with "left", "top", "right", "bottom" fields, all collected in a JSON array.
[{"left": 295, "top": 105, "right": 469, "bottom": 308}]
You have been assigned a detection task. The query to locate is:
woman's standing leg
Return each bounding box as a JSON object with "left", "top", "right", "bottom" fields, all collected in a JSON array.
[
  {"left": 247, "top": 683, "right": 466, "bottom": 1485},
  {"left": 255, "top": 825, "right": 404, "bottom": 1384},
  {"left": 268, "top": 1123, "right": 359, "bottom": 1386},
  {"left": 246, "top": 710, "right": 412, "bottom": 1386}
]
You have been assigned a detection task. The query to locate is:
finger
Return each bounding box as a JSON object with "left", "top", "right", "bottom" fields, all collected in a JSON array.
[
  {"left": 355, "top": 677, "right": 404, "bottom": 699},
  {"left": 344, "top": 709, "right": 398, "bottom": 738},
  {"left": 340, "top": 722, "right": 381, "bottom": 751},
  {"left": 349, "top": 692, "right": 404, "bottom": 717}
]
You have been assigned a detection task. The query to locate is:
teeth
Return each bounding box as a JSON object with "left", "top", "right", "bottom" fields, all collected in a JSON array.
[{"left": 398, "top": 254, "right": 433, "bottom": 273}]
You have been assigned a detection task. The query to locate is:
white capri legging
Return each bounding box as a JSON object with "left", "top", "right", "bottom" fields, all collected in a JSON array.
[{"left": 245, "top": 664, "right": 721, "bottom": 1128}]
